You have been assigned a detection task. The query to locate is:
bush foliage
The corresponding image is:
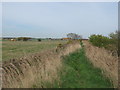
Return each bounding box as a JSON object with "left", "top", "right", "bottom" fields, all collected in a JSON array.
[
  {"left": 38, "top": 39, "right": 41, "bottom": 42},
  {"left": 17, "top": 37, "right": 32, "bottom": 41},
  {"left": 89, "top": 31, "right": 119, "bottom": 57},
  {"left": 89, "top": 34, "right": 110, "bottom": 48}
]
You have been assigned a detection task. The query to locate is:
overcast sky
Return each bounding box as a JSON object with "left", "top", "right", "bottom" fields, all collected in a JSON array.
[{"left": 2, "top": 2, "right": 118, "bottom": 38}]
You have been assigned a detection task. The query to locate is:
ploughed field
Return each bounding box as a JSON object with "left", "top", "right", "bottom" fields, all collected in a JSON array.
[{"left": 2, "top": 40, "right": 67, "bottom": 61}]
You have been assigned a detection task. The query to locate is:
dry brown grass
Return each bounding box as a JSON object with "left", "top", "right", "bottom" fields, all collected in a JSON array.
[
  {"left": 2, "top": 41, "right": 81, "bottom": 88},
  {"left": 83, "top": 41, "right": 118, "bottom": 87}
]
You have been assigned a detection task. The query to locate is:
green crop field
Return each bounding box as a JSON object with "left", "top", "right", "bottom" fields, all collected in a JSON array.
[{"left": 2, "top": 40, "right": 67, "bottom": 61}]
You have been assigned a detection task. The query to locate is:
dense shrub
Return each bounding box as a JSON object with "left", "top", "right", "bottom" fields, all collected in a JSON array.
[
  {"left": 38, "top": 39, "right": 41, "bottom": 42},
  {"left": 17, "top": 37, "right": 31, "bottom": 41},
  {"left": 89, "top": 32, "right": 119, "bottom": 57},
  {"left": 89, "top": 34, "right": 110, "bottom": 48}
]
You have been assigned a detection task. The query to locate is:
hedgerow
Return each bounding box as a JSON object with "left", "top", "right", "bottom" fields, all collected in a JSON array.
[
  {"left": 89, "top": 34, "right": 111, "bottom": 48},
  {"left": 89, "top": 31, "right": 119, "bottom": 57}
]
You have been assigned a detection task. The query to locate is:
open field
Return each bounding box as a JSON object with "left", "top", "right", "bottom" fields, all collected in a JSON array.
[{"left": 2, "top": 40, "right": 67, "bottom": 61}]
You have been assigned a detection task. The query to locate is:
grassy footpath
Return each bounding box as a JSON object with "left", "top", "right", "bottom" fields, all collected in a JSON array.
[
  {"left": 56, "top": 48, "right": 113, "bottom": 88},
  {"left": 33, "top": 42, "right": 113, "bottom": 88}
]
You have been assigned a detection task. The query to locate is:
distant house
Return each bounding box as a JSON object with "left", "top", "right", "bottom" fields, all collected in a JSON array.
[
  {"left": 2, "top": 37, "right": 16, "bottom": 41},
  {"left": 62, "top": 38, "right": 71, "bottom": 40},
  {"left": 10, "top": 39, "right": 16, "bottom": 41}
]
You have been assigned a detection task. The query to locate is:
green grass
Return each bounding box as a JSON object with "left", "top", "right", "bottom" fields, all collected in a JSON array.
[
  {"left": 57, "top": 48, "right": 113, "bottom": 88},
  {"left": 2, "top": 40, "right": 67, "bottom": 61},
  {"left": 33, "top": 47, "right": 113, "bottom": 88},
  {"left": 39, "top": 48, "right": 113, "bottom": 88}
]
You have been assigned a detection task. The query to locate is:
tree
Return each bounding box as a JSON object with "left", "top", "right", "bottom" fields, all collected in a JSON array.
[
  {"left": 17, "top": 37, "right": 31, "bottom": 41},
  {"left": 67, "top": 33, "right": 82, "bottom": 39},
  {"left": 38, "top": 39, "right": 41, "bottom": 42},
  {"left": 109, "top": 31, "right": 118, "bottom": 39},
  {"left": 109, "top": 31, "right": 118, "bottom": 45},
  {"left": 109, "top": 30, "right": 120, "bottom": 57}
]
